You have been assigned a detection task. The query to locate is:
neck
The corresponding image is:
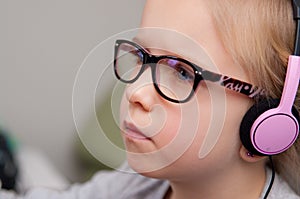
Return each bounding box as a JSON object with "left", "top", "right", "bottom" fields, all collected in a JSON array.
[{"left": 165, "top": 163, "right": 266, "bottom": 199}]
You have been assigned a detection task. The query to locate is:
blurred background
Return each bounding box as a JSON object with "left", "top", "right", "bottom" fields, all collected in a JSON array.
[{"left": 0, "top": 0, "right": 145, "bottom": 191}]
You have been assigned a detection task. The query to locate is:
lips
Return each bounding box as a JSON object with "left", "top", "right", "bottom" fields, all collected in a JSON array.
[{"left": 123, "top": 121, "right": 151, "bottom": 140}]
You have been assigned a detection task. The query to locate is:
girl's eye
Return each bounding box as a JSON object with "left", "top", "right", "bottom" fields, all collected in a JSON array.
[
  {"left": 167, "top": 59, "right": 194, "bottom": 83},
  {"left": 175, "top": 65, "right": 194, "bottom": 81}
]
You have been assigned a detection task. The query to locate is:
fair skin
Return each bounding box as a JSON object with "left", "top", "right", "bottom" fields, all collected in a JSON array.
[{"left": 120, "top": 0, "right": 267, "bottom": 198}]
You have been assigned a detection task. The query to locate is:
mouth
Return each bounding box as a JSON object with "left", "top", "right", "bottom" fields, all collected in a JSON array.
[{"left": 122, "top": 121, "right": 152, "bottom": 141}]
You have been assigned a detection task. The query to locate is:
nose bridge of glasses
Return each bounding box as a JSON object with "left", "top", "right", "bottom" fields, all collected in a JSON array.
[{"left": 140, "top": 50, "right": 157, "bottom": 79}]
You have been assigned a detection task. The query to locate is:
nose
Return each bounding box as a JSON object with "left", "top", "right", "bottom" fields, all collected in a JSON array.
[{"left": 125, "top": 67, "right": 158, "bottom": 111}]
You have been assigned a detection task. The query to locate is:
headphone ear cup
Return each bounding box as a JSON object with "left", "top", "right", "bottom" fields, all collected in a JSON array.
[
  {"left": 240, "top": 99, "right": 279, "bottom": 155},
  {"left": 240, "top": 98, "right": 300, "bottom": 156}
]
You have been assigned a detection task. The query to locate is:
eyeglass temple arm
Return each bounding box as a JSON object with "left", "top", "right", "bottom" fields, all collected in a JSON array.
[{"left": 293, "top": 0, "right": 300, "bottom": 56}]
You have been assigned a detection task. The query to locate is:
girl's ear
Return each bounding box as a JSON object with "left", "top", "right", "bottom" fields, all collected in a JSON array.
[{"left": 239, "top": 145, "right": 267, "bottom": 163}]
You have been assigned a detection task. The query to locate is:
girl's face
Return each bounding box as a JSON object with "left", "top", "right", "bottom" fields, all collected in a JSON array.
[{"left": 119, "top": 0, "right": 253, "bottom": 180}]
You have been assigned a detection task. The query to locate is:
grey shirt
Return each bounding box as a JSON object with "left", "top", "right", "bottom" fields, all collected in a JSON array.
[{"left": 0, "top": 162, "right": 299, "bottom": 199}]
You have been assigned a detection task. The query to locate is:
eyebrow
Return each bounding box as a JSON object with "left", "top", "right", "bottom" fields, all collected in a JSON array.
[
  {"left": 132, "top": 37, "right": 146, "bottom": 47},
  {"left": 132, "top": 36, "right": 189, "bottom": 58}
]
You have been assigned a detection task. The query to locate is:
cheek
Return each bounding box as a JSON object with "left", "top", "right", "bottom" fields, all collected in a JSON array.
[
  {"left": 137, "top": 95, "right": 212, "bottom": 176},
  {"left": 151, "top": 105, "right": 182, "bottom": 147},
  {"left": 153, "top": 97, "right": 209, "bottom": 158},
  {"left": 198, "top": 91, "right": 252, "bottom": 159},
  {"left": 220, "top": 94, "right": 252, "bottom": 145}
]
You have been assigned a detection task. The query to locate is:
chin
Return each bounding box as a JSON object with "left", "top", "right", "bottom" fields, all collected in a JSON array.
[{"left": 126, "top": 154, "right": 176, "bottom": 180}]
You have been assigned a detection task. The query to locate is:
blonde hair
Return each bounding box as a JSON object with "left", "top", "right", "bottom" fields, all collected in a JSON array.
[{"left": 208, "top": 0, "right": 300, "bottom": 195}]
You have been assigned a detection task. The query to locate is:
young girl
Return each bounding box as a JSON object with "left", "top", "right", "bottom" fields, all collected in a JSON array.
[{"left": 1, "top": 0, "right": 300, "bottom": 198}]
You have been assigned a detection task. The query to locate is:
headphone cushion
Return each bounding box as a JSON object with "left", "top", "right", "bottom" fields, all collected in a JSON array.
[{"left": 240, "top": 98, "right": 300, "bottom": 155}]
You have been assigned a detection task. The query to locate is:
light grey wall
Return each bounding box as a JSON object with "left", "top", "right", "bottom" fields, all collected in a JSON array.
[{"left": 0, "top": 0, "right": 145, "bottom": 181}]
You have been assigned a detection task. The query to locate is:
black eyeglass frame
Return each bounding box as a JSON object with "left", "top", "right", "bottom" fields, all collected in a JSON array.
[{"left": 114, "top": 39, "right": 265, "bottom": 103}]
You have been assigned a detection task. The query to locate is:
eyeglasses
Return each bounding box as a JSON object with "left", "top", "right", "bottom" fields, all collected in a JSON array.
[{"left": 114, "top": 39, "right": 265, "bottom": 103}]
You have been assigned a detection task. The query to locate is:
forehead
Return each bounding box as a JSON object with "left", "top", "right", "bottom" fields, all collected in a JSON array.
[
  {"left": 140, "top": 0, "right": 212, "bottom": 31},
  {"left": 140, "top": 0, "right": 214, "bottom": 45}
]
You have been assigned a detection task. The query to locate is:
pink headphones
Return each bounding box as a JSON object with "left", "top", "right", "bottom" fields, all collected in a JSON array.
[{"left": 240, "top": 0, "right": 300, "bottom": 156}]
